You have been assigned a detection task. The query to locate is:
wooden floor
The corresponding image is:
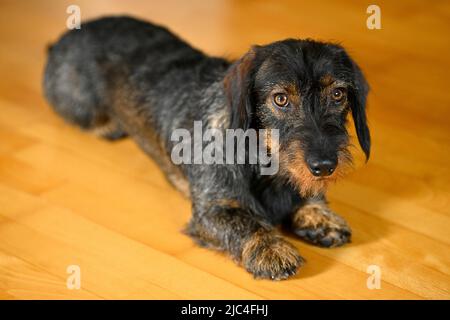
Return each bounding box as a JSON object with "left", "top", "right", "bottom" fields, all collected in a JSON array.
[{"left": 0, "top": 0, "right": 449, "bottom": 300}]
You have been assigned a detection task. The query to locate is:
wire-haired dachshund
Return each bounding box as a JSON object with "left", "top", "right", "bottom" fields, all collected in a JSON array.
[{"left": 44, "top": 16, "right": 370, "bottom": 280}]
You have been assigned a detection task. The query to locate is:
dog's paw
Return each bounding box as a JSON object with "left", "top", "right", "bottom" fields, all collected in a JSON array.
[
  {"left": 292, "top": 203, "right": 351, "bottom": 248},
  {"left": 241, "top": 231, "right": 304, "bottom": 280}
]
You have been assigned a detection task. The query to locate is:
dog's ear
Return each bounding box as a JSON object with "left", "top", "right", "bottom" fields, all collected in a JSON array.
[
  {"left": 223, "top": 48, "right": 257, "bottom": 130},
  {"left": 349, "top": 61, "right": 371, "bottom": 161}
]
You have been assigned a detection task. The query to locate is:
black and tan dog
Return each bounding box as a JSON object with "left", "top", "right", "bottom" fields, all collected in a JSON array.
[{"left": 44, "top": 16, "right": 370, "bottom": 280}]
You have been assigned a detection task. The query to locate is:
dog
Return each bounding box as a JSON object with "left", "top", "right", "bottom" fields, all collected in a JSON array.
[{"left": 43, "top": 16, "right": 370, "bottom": 280}]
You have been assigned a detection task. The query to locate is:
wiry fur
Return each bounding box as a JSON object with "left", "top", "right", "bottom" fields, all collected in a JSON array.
[{"left": 43, "top": 16, "right": 370, "bottom": 280}]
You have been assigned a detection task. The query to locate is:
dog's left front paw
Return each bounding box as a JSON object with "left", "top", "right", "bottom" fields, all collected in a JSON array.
[
  {"left": 241, "top": 231, "right": 304, "bottom": 280},
  {"left": 291, "top": 202, "right": 351, "bottom": 248}
]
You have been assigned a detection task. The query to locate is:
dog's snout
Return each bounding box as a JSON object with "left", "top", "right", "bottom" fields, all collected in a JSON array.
[{"left": 306, "top": 158, "right": 337, "bottom": 177}]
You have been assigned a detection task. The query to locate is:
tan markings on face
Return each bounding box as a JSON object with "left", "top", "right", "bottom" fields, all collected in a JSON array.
[
  {"left": 279, "top": 141, "right": 353, "bottom": 197},
  {"left": 319, "top": 75, "right": 349, "bottom": 112},
  {"left": 320, "top": 74, "right": 335, "bottom": 87}
]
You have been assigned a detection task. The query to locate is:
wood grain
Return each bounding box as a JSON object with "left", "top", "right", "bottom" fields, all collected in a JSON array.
[{"left": 0, "top": 0, "right": 448, "bottom": 299}]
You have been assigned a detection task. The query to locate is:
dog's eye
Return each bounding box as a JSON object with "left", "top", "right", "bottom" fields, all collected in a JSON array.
[
  {"left": 273, "top": 93, "right": 289, "bottom": 107},
  {"left": 331, "top": 88, "right": 347, "bottom": 103}
]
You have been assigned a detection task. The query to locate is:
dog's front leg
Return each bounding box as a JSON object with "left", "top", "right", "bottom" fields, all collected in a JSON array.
[
  {"left": 290, "top": 196, "right": 352, "bottom": 248},
  {"left": 186, "top": 200, "right": 304, "bottom": 280}
]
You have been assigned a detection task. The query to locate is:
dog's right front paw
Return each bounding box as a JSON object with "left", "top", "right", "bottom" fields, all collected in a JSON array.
[
  {"left": 292, "top": 202, "right": 351, "bottom": 248},
  {"left": 241, "top": 231, "right": 304, "bottom": 280}
]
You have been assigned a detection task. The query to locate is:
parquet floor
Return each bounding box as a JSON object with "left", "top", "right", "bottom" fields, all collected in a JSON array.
[{"left": 0, "top": 0, "right": 449, "bottom": 299}]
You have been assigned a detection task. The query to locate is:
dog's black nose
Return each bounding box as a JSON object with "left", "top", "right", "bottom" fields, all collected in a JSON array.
[{"left": 306, "top": 158, "right": 337, "bottom": 177}]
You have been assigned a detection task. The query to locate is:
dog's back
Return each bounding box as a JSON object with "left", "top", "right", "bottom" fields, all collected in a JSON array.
[
  {"left": 43, "top": 16, "right": 230, "bottom": 196},
  {"left": 43, "top": 16, "right": 218, "bottom": 140}
]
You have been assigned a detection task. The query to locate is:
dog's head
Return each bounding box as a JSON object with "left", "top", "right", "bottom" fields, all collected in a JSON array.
[{"left": 224, "top": 39, "right": 370, "bottom": 196}]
